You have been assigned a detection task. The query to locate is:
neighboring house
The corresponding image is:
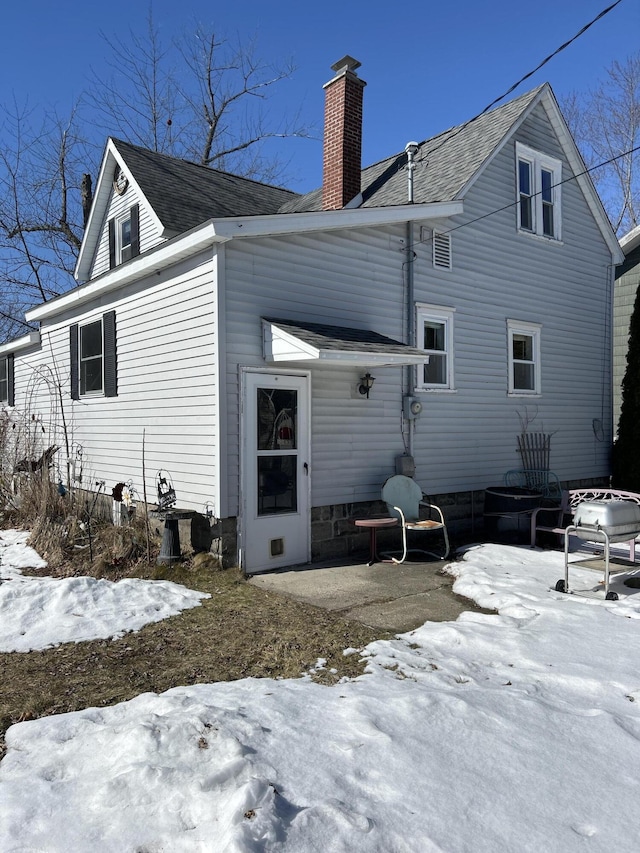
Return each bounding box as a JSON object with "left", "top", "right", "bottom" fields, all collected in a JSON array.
[
  {"left": 2, "top": 56, "right": 623, "bottom": 573},
  {"left": 613, "top": 224, "right": 640, "bottom": 433}
]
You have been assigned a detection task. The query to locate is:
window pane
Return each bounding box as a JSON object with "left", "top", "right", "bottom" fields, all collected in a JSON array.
[
  {"left": 424, "top": 321, "right": 445, "bottom": 351},
  {"left": 542, "top": 202, "right": 554, "bottom": 237},
  {"left": 512, "top": 334, "right": 533, "bottom": 361},
  {"left": 520, "top": 196, "right": 533, "bottom": 231},
  {"left": 518, "top": 160, "right": 531, "bottom": 195},
  {"left": 120, "top": 217, "right": 132, "bottom": 248},
  {"left": 541, "top": 169, "right": 553, "bottom": 202},
  {"left": 257, "top": 388, "right": 297, "bottom": 451},
  {"left": 81, "top": 321, "right": 102, "bottom": 358},
  {"left": 0, "top": 357, "right": 7, "bottom": 402},
  {"left": 81, "top": 356, "right": 103, "bottom": 394},
  {"left": 425, "top": 353, "right": 447, "bottom": 385},
  {"left": 514, "top": 362, "right": 534, "bottom": 390},
  {"left": 258, "top": 456, "right": 297, "bottom": 516}
]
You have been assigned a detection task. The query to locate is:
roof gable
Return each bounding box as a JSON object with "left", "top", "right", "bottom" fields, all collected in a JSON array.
[{"left": 76, "top": 139, "right": 299, "bottom": 281}]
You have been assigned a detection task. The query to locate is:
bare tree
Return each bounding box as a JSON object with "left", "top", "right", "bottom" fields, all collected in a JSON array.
[
  {"left": 562, "top": 53, "right": 640, "bottom": 236},
  {"left": 0, "top": 101, "right": 94, "bottom": 340},
  {"left": 0, "top": 16, "right": 312, "bottom": 343},
  {"left": 86, "top": 15, "right": 311, "bottom": 182}
]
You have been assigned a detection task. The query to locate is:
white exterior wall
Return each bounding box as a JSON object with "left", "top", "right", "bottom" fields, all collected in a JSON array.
[
  {"left": 13, "top": 251, "right": 220, "bottom": 513},
  {"left": 223, "top": 226, "right": 409, "bottom": 515},
  {"left": 90, "top": 182, "right": 165, "bottom": 280},
  {"left": 409, "top": 102, "right": 613, "bottom": 492},
  {"left": 221, "top": 104, "right": 614, "bottom": 514}
]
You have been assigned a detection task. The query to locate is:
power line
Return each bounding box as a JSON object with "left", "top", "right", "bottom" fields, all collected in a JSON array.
[
  {"left": 421, "top": 0, "right": 625, "bottom": 161},
  {"left": 418, "top": 142, "right": 640, "bottom": 245}
]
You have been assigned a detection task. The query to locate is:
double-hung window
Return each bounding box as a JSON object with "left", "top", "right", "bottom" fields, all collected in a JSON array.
[
  {"left": 516, "top": 143, "right": 561, "bottom": 240},
  {"left": 80, "top": 320, "right": 104, "bottom": 395},
  {"left": 508, "top": 320, "right": 541, "bottom": 395},
  {"left": 108, "top": 204, "right": 139, "bottom": 268},
  {"left": 70, "top": 311, "right": 117, "bottom": 399},
  {"left": 0, "top": 356, "right": 9, "bottom": 404},
  {"left": 416, "top": 305, "right": 455, "bottom": 390}
]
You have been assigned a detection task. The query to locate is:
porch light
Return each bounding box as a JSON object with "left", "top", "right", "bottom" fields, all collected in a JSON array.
[{"left": 358, "top": 372, "right": 376, "bottom": 398}]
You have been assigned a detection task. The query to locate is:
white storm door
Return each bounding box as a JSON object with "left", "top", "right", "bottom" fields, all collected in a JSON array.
[{"left": 242, "top": 371, "right": 310, "bottom": 572}]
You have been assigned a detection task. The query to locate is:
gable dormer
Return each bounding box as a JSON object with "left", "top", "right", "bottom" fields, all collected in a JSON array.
[{"left": 75, "top": 140, "right": 168, "bottom": 283}]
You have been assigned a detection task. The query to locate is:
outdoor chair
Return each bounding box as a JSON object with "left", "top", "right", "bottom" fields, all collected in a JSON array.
[
  {"left": 381, "top": 475, "right": 450, "bottom": 563},
  {"left": 504, "top": 468, "right": 562, "bottom": 500}
]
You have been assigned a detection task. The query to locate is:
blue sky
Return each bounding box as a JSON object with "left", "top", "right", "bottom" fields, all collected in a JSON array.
[{"left": 1, "top": 0, "right": 638, "bottom": 192}]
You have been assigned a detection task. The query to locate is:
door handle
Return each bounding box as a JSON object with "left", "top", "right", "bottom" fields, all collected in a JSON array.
[{"left": 303, "top": 462, "right": 309, "bottom": 475}]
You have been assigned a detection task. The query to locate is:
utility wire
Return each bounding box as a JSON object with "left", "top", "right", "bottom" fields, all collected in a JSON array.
[
  {"left": 420, "top": 0, "right": 625, "bottom": 161},
  {"left": 416, "top": 142, "right": 640, "bottom": 246}
]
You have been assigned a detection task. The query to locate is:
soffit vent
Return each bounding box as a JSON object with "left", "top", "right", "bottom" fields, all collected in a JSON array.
[{"left": 433, "top": 232, "right": 452, "bottom": 270}]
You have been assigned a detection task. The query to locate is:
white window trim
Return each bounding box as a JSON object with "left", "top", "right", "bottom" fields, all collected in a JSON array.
[
  {"left": 0, "top": 356, "right": 7, "bottom": 404},
  {"left": 416, "top": 304, "right": 455, "bottom": 391},
  {"left": 516, "top": 142, "right": 562, "bottom": 241},
  {"left": 116, "top": 211, "right": 133, "bottom": 264},
  {"left": 79, "top": 318, "right": 104, "bottom": 397},
  {"left": 507, "top": 319, "right": 541, "bottom": 396}
]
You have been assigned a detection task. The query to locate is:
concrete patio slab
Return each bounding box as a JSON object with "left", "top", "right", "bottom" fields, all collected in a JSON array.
[{"left": 248, "top": 556, "right": 491, "bottom": 632}]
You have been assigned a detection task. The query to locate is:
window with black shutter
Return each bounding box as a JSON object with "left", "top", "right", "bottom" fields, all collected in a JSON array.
[
  {"left": 70, "top": 312, "right": 117, "bottom": 398},
  {"left": 108, "top": 204, "right": 140, "bottom": 268},
  {"left": 0, "top": 354, "right": 14, "bottom": 405}
]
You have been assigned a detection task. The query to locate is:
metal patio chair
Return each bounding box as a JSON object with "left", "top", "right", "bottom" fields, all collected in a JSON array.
[{"left": 381, "top": 475, "right": 450, "bottom": 563}]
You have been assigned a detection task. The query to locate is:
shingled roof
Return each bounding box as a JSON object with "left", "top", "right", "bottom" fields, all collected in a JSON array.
[
  {"left": 279, "top": 85, "right": 544, "bottom": 213},
  {"left": 112, "top": 139, "right": 299, "bottom": 234}
]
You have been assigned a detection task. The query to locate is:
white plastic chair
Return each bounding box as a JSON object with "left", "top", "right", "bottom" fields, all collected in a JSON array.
[{"left": 381, "top": 475, "right": 450, "bottom": 563}]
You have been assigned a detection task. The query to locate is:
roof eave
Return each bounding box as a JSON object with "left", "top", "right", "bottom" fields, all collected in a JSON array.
[{"left": 0, "top": 331, "right": 41, "bottom": 355}]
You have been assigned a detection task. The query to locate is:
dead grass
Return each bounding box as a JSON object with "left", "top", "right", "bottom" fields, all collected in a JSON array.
[{"left": 0, "top": 553, "right": 389, "bottom": 760}]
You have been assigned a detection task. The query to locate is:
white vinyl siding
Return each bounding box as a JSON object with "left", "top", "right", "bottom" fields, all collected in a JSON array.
[
  {"left": 16, "top": 251, "right": 220, "bottom": 513},
  {"left": 90, "top": 183, "right": 163, "bottom": 279}
]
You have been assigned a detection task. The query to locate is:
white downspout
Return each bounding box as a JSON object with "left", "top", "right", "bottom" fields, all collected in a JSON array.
[{"left": 405, "top": 142, "right": 419, "bottom": 456}]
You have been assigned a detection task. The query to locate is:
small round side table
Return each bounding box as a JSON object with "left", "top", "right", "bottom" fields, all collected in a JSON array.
[{"left": 354, "top": 516, "right": 398, "bottom": 566}]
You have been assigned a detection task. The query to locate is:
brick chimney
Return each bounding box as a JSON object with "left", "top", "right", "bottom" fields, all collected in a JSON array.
[{"left": 322, "top": 56, "right": 366, "bottom": 210}]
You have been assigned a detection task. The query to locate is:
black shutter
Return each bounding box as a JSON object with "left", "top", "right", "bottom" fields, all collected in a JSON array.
[
  {"left": 7, "top": 354, "right": 15, "bottom": 407},
  {"left": 108, "top": 218, "right": 116, "bottom": 269},
  {"left": 70, "top": 324, "right": 79, "bottom": 400},
  {"left": 103, "top": 310, "right": 117, "bottom": 397},
  {"left": 130, "top": 204, "right": 139, "bottom": 259}
]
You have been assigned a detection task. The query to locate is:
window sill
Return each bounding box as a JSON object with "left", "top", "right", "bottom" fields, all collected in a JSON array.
[
  {"left": 507, "top": 391, "right": 541, "bottom": 398},
  {"left": 415, "top": 387, "right": 457, "bottom": 394},
  {"left": 517, "top": 229, "right": 563, "bottom": 247}
]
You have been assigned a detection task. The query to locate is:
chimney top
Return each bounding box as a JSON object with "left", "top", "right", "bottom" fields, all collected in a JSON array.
[{"left": 330, "top": 55, "right": 361, "bottom": 75}]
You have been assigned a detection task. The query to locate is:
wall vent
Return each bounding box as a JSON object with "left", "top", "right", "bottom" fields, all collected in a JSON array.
[{"left": 433, "top": 232, "right": 452, "bottom": 270}]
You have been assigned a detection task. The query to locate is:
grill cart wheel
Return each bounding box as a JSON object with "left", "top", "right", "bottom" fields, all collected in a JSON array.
[
  {"left": 605, "top": 591, "right": 619, "bottom": 601},
  {"left": 555, "top": 579, "right": 567, "bottom": 593}
]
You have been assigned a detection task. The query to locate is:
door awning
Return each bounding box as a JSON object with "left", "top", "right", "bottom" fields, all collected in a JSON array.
[{"left": 262, "top": 318, "right": 428, "bottom": 367}]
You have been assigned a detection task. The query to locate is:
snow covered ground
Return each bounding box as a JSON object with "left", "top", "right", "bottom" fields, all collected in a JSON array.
[
  {"left": 0, "top": 530, "right": 210, "bottom": 652},
  {"left": 2, "top": 530, "right": 640, "bottom": 851}
]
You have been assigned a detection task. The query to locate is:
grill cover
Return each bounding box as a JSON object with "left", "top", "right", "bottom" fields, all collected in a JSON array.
[{"left": 573, "top": 500, "right": 640, "bottom": 542}]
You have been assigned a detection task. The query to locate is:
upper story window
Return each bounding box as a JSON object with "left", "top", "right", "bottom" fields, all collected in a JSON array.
[
  {"left": 70, "top": 311, "right": 117, "bottom": 399},
  {"left": 108, "top": 204, "right": 139, "bottom": 268},
  {"left": 508, "top": 319, "right": 541, "bottom": 395},
  {"left": 516, "top": 142, "right": 561, "bottom": 241},
  {"left": 416, "top": 304, "right": 455, "bottom": 391}
]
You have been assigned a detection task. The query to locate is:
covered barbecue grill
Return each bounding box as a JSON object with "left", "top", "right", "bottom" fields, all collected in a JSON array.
[{"left": 557, "top": 500, "right": 640, "bottom": 600}]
